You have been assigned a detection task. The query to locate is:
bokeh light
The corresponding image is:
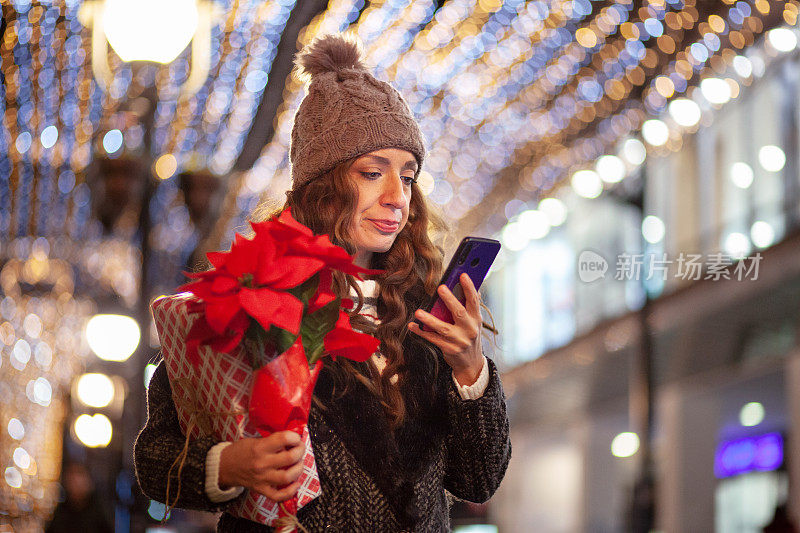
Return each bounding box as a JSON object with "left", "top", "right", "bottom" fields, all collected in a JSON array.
[
  {"left": 154, "top": 154, "right": 178, "bottom": 180},
  {"left": 642, "top": 120, "right": 669, "bottom": 146},
  {"left": 723, "top": 232, "right": 752, "bottom": 259},
  {"left": 700, "top": 78, "right": 731, "bottom": 105},
  {"left": 730, "top": 162, "right": 754, "bottom": 189},
  {"left": 538, "top": 198, "right": 568, "bottom": 227},
  {"left": 750, "top": 221, "right": 775, "bottom": 248},
  {"left": 622, "top": 139, "right": 647, "bottom": 166},
  {"left": 76, "top": 373, "right": 115, "bottom": 408},
  {"left": 668, "top": 98, "right": 701, "bottom": 127},
  {"left": 739, "top": 402, "right": 765, "bottom": 427},
  {"left": 611, "top": 432, "right": 640, "bottom": 458},
  {"left": 102, "top": 130, "right": 124, "bottom": 154},
  {"left": 767, "top": 28, "right": 798, "bottom": 52},
  {"left": 595, "top": 155, "right": 626, "bottom": 184},
  {"left": 642, "top": 215, "right": 666, "bottom": 244},
  {"left": 571, "top": 170, "right": 603, "bottom": 199},
  {"left": 85, "top": 314, "right": 141, "bottom": 362},
  {"left": 759, "top": 145, "right": 786, "bottom": 172},
  {"left": 74, "top": 414, "right": 113, "bottom": 448}
]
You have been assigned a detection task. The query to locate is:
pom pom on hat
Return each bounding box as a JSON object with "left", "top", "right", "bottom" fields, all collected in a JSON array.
[
  {"left": 295, "top": 34, "right": 365, "bottom": 80},
  {"left": 290, "top": 33, "right": 426, "bottom": 188}
]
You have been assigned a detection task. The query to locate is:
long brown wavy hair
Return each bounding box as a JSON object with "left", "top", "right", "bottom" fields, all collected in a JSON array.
[{"left": 251, "top": 157, "right": 445, "bottom": 427}]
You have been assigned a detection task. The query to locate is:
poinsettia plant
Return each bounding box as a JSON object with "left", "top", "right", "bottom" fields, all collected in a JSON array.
[{"left": 178, "top": 208, "right": 382, "bottom": 371}]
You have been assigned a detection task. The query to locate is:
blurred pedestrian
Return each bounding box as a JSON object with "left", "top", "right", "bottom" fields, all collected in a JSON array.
[
  {"left": 45, "top": 462, "right": 113, "bottom": 533},
  {"left": 763, "top": 504, "right": 799, "bottom": 533}
]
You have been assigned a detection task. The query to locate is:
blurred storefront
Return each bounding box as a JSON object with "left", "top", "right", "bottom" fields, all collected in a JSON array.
[{"left": 485, "top": 2, "right": 800, "bottom": 531}]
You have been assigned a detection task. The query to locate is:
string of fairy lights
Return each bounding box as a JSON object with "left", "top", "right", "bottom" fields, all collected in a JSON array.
[
  {"left": 0, "top": 1, "right": 302, "bottom": 528},
  {"left": 219, "top": 0, "right": 796, "bottom": 250}
]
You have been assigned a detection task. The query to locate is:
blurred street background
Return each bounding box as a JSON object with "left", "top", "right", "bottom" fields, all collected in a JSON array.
[{"left": 1, "top": 0, "right": 800, "bottom": 531}]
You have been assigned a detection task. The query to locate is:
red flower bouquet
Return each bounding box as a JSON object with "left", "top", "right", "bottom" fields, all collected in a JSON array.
[{"left": 151, "top": 209, "right": 380, "bottom": 530}]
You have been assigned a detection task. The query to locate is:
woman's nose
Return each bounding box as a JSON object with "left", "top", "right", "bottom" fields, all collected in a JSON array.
[{"left": 381, "top": 174, "right": 407, "bottom": 209}]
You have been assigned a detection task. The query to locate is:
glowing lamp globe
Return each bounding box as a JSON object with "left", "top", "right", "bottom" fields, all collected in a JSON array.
[
  {"left": 103, "top": 0, "right": 199, "bottom": 64},
  {"left": 86, "top": 314, "right": 141, "bottom": 362},
  {"left": 74, "top": 414, "right": 113, "bottom": 448},
  {"left": 76, "top": 373, "right": 115, "bottom": 408}
]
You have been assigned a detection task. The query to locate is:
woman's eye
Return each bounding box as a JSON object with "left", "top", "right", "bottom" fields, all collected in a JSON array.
[
  {"left": 361, "top": 172, "right": 381, "bottom": 180},
  {"left": 402, "top": 176, "right": 417, "bottom": 186}
]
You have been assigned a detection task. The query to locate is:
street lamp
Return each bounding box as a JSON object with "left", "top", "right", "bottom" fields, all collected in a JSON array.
[
  {"left": 74, "top": 414, "right": 114, "bottom": 448},
  {"left": 78, "top": 0, "right": 221, "bottom": 97},
  {"left": 85, "top": 314, "right": 141, "bottom": 362},
  {"left": 76, "top": 373, "right": 116, "bottom": 408}
]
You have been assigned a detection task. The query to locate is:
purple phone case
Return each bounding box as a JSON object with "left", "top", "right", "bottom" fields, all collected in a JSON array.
[{"left": 424, "top": 237, "right": 501, "bottom": 328}]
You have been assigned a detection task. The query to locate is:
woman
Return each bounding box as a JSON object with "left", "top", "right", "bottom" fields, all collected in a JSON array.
[{"left": 134, "top": 34, "right": 511, "bottom": 532}]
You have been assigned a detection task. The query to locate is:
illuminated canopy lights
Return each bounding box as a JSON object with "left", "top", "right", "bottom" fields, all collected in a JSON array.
[
  {"left": 595, "top": 155, "right": 626, "bottom": 184},
  {"left": 571, "top": 170, "right": 603, "bottom": 199},
  {"left": 642, "top": 119, "right": 669, "bottom": 146},
  {"left": 700, "top": 78, "right": 732, "bottom": 105},
  {"left": 538, "top": 198, "right": 568, "bottom": 227},
  {"left": 767, "top": 28, "right": 798, "bottom": 53},
  {"left": 668, "top": 98, "right": 701, "bottom": 127}
]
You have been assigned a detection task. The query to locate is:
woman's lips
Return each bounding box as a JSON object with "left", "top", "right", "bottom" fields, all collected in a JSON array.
[{"left": 368, "top": 219, "right": 399, "bottom": 233}]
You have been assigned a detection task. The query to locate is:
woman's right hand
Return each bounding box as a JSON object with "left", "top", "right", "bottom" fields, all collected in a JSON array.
[{"left": 218, "top": 430, "right": 306, "bottom": 502}]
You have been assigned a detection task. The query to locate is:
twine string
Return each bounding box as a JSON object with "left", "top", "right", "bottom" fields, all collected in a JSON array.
[
  {"left": 161, "top": 376, "right": 246, "bottom": 523},
  {"left": 276, "top": 503, "right": 310, "bottom": 533},
  {"left": 160, "top": 376, "right": 310, "bottom": 531}
]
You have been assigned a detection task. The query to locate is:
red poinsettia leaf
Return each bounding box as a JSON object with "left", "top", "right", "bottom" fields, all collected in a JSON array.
[
  {"left": 205, "top": 294, "right": 243, "bottom": 334},
  {"left": 181, "top": 270, "right": 210, "bottom": 280},
  {"left": 185, "top": 315, "right": 215, "bottom": 367},
  {"left": 277, "top": 208, "right": 314, "bottom": 237},
  {"left": 185, "top": 311, "right": 248, "bottom": 362},
  {"left": 208, "top": 326, "right": 245, "bottom": 355},
  {"left": 308, "top": 269, "right": 336, "bottom": 313},
  {"left": 224, "top": 233, "right": 261, "bottom": 278},
  {"left": 323, "top": 310, "right": 380, "bottom": 362},
  {"left": 286, "top": 234, "right": 382, "bottom": 279},
  {"left": 211, "top": 275, "right": 239, "bottom": 295},
  {"left": 239, "top": 287, "right": 304, "bottom": 335},
  {"left": 180, "top": 280, "right": 222, "bottom": 302},
  {"left": 178, "top": 269, "right": 222, "bottom": 294},
  {"left": 268, "top": 256, "right": 326, "bottom": 289},
  {"left": 206, "top": 251, "right": 228, "bottom": 269}
]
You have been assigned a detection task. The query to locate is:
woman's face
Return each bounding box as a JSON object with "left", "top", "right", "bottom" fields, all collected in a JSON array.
[{"left": 347, "top": 148, "right": 418, "bottom": 267}]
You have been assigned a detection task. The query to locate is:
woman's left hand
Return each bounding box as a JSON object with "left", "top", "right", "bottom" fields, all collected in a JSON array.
[{"left": 408, "top": 273, "right": 484, "bottom": 386}]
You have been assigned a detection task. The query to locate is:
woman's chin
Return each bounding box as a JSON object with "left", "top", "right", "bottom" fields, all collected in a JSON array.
[{"left": 365, "top": 238, "right": 396, "bottom": 254}]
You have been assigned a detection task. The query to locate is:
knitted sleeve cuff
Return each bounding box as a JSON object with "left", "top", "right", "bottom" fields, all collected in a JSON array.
[
  {"left": 452, "top": 356, "right": 489, "bottom": 400},
  {"left": 205, "top": 442, "right": 245, "bottom": 503}
]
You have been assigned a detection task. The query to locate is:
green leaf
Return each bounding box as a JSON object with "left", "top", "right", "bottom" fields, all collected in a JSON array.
[
  {"left": 243, "top": 320, "right": 271, "bottom": 369},
  {"left": 286, "top": 274, "right": 319, "bottom": 307},
  {"left": 268, "top": 325, "right": 297, "bottom": 355},
  {"left": 299, "top": 298, "right": 340, "bottom": 366}
]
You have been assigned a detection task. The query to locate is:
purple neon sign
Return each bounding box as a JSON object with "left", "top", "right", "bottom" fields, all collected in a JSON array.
[{"left": 714, "top": 433, "right": 783, "bottom": 479}]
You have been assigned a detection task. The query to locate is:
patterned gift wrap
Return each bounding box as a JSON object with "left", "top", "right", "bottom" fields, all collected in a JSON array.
[{"left": 151, "top": 293, "right": 322, "bottom": 526}]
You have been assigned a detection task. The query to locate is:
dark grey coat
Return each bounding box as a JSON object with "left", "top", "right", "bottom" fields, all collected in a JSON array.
[{"left": 134, "top": 336, "right": 511, "bottom": 532}]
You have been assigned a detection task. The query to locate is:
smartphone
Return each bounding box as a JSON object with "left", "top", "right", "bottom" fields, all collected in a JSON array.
[{"left": 419, "top": 237, "right": 501, "bottom": 330}]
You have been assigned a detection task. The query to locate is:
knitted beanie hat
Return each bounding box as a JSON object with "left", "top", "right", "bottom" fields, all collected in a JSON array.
[{"left": 289, "top": 34, "right": 426, "bottom": 189}]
